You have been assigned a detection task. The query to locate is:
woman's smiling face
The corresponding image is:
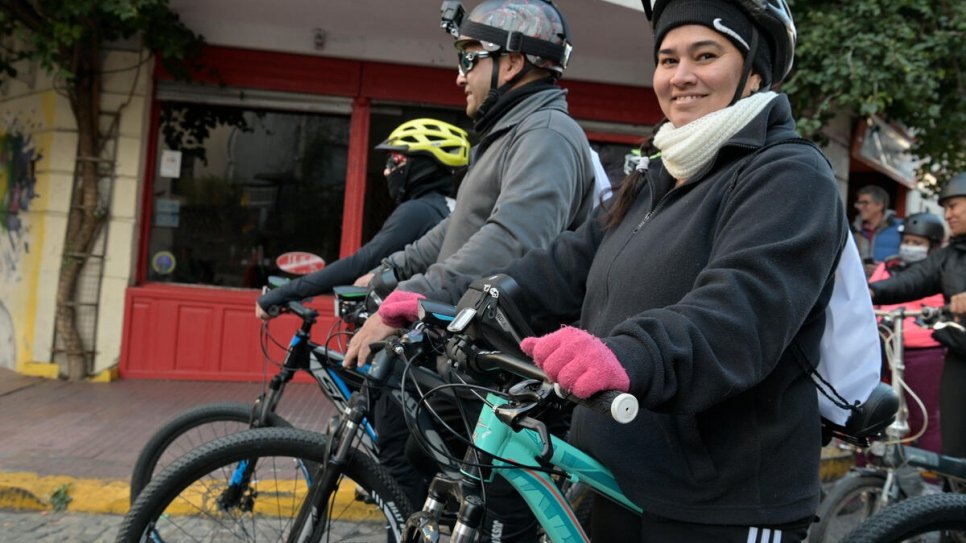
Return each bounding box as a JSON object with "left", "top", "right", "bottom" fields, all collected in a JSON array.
[{"left": 653, "top": 24, "right": 761, "bottom": 127}]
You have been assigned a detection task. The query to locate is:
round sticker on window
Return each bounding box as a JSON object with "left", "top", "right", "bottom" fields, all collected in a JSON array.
[{"left": 151, "top": 251, "right": 177, "bottom": 275}]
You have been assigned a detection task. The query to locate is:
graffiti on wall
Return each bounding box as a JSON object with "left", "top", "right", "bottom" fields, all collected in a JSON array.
[{"left": 0, "top": 114, "right": 41, "bottom": 282}]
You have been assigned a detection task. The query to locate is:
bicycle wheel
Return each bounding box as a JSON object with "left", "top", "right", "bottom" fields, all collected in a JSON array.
[
  {"left": 840, "top": 493, "right": 966, "bottom": 543},
  {"left": 809, "top": 471, "right": 902, "bottom": 543},
  {"left": 130, "top": 402, "right": 292, "bottom": 502},
  {"left": 118, "top": 427, "right": 413, "bottom": 543}
]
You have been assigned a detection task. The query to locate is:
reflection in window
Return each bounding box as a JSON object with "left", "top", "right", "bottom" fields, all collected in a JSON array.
[{"left": 147, "top": 103, "right": 350, "bottom": 288}]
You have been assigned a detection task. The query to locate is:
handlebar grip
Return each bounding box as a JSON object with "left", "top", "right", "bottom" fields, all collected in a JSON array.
[
  {"left": 588, "top": 390, "right": 639, "bottom": 424},
  {"left": 555, "top": 385, "right": 638, "bottom": 424}
]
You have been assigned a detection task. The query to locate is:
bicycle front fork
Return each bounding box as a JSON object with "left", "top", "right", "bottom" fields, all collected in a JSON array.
[{"left": 405, "top": 474, "right": 486, "bottom": 543}]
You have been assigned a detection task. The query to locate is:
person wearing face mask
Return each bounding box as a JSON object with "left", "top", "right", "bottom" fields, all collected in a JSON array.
[
  {"left": 254, "top": 118, "right": 469, "bottom": 319},
  {"left": 868, "top": 212, "right": 946, "bottom": 453},
  {"left": 871, "top": 174, "right": 966, "bottom": 461}
]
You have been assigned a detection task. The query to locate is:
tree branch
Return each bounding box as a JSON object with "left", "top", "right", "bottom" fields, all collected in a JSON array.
[{"left": 0, "top": 0, "right": 47, "bottom": 33}]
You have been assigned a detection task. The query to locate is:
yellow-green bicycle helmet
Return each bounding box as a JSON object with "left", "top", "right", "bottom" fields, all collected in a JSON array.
[{"left": 374, "top": 118, "right": 471, "bottom": 169}]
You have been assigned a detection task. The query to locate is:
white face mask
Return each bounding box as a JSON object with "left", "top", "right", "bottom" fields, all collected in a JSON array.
[{"left": 898, "top": 244, "right": 929, "bottom": 263}]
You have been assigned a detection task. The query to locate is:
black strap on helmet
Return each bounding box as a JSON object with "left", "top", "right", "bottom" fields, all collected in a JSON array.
[
  {"left": 730, "top": 28, "right": 761, "bottom": 104},
  {"left": 458, "top": 20, "right": 571, "bottom": 69}
]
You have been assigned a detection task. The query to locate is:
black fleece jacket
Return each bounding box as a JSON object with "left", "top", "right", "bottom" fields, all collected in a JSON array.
[{"left": 433, "top": 94, "right": 847, "bottom": 525}]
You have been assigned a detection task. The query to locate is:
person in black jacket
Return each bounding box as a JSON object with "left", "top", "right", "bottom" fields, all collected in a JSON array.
[
  {"left": 870, "top": 172, "right": 966, "bottom": 459},
  {"left": 349, "top": 0, "right": 852, "bottom": 541},
  {"left": 254, "top": 118, "right": 469, "bottom": 318}
]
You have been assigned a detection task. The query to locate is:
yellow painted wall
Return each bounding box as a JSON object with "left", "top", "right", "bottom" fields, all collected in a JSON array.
[
  {"left": 0, "top": 47, "right": 152, "bottom": 378},
  {"left": 0, "top": 63, "right": 63, "bottom": 376}
]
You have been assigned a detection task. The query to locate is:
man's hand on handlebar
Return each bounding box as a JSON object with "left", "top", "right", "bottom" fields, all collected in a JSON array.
[
  {"left": 344, "top": 313, "right": 399, "bottom": 368},
  {"left": 951, "top": 292, "right": 966, "bottom": 317},
  {"left": 353, "top": 272, "right": 374, "bottom": 288},
  {"left": 255, "top": 302, "right": 273, "bottom": 321}
]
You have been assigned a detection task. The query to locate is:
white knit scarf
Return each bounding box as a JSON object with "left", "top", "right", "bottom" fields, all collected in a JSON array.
[{"left": 653, "top": 91, "right": 778, "bottom": 181}]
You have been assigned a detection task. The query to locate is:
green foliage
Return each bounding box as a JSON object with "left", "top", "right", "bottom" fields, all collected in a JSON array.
[
  {"left": 785, "top": 0, "right": 966, "bottom": 190},
  {"left": 48, "top": 483, "right": 72, "bottom": 512},
  {"left": 160, "top": 103, "right": 253, "bottom": 164},
  {"left": 0, "top": 0, "right": 203, "bottom": 84}
]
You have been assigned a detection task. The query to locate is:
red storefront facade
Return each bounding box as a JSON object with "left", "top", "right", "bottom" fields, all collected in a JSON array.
[{"left": 119, "top": 45, "right": 662, "bottom": 381}]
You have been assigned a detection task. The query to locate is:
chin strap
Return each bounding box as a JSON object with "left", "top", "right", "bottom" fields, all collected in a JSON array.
[
  {"left": 730, "top": 28, "right": 760, "bottom": 105},
  {"left": 473, "top": 54, "right": 534, "bottom": 121}
]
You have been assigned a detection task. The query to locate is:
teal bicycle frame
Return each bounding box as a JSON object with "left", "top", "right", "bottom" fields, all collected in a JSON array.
[{"left": 462, "top": 392, "right": 642, "bottom": 542}]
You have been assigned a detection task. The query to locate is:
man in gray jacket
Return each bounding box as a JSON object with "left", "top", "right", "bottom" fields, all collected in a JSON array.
[
  {"left": 346, "top": 1, "right": 595, "bottom": 540},
  {"left": 354, "top": 1, "right": 594, "bottom": 300}
]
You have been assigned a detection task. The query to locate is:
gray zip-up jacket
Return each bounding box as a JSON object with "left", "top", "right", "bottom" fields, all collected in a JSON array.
[{"left": 384, "top": 87, "right": 595, "bottom": 295}]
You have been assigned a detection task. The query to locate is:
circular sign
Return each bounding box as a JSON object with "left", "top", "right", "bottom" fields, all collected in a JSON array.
[
  {"left": 275, "top": 251, "right": 326, "bottom": 275},
  {"left": 151, "top": 251, "right": 177, "bottom": 275}
]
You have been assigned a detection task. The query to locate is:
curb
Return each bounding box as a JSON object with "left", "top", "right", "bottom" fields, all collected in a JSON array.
[
  {"left": 0, "top": 473, "right": 129, "bottom": 514},
  {"left": 0, "top": 472, "right": 376, "bottom": 518},
  {"left": 820, "top": 445, "right": 855, "bottom": 482}
]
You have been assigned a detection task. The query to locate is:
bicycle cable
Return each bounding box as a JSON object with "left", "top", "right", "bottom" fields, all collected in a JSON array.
[
  {"left": 399, "top": 359, "right": 569, "bottom": 479},
  {"left": 879, "top": 322, "right": 929, "bottom": 445}
]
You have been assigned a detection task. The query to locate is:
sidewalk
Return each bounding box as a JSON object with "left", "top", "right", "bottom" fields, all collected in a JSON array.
[
  {"left": 0, "top": 367, "right": 856, "bottom": 541},
  {"left": 0, "top": 368, "right": 333, "bottom": 516}
]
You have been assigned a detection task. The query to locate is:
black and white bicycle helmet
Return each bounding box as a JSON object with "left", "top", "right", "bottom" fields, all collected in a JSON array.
[
  {"left": 899, "top": 212, "right": 946, "bottom": 246},
  {"left": 642, "top": 0, "right": 796, "bottom": 86}
]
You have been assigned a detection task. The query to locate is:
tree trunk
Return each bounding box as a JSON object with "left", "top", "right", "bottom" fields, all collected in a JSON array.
[{"left": 56, "top": 32, "right": 106, "bottom": 381}]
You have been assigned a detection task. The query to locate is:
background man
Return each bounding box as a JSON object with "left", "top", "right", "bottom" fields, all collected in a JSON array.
[{"left": 853, "top": 184, "right": 903, "bottom": 277}]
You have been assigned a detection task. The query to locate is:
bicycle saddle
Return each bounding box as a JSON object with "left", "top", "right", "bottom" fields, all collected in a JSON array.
[{"left": 823, "top": 382, "right": 899, "bottom": 447}]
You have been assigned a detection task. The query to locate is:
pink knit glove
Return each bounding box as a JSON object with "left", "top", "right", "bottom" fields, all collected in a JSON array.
[
  {"left": 520, "top": 326, "right": 629, "bottom": 399},
  {"left": 377, "top": 290, "right": 426, "bottom": 328}
]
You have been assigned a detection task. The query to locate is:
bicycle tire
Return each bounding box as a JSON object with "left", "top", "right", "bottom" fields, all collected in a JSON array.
[
  {"left": 129, "top": 402, "right": 292, "bottom": 502},
  {"left": 117, "top": 427, "right": 413, "bottom": 543},
  {"left": 840, "top": 493, "right": 966, "bottom": 543},
  {"left": 809, "top": 471, "right": 901, "bottom": 543}
]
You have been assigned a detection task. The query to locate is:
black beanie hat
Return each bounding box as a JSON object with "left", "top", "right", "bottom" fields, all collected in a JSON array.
[{"left": 653, "top": 0, "right": 774, "bottom": 88}]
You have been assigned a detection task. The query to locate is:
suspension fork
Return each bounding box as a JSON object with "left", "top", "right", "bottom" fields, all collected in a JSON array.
[{"left": 287, "top": 392, "right": 371, "bottom": 542}]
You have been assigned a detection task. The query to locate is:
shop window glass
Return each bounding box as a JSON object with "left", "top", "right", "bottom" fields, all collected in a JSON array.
[{"left": 147, "top": 103, "right": 349, "bottom": 288}]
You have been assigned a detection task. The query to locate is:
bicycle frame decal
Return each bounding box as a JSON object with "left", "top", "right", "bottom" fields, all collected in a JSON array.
[{"left": 308, "top": 352, "right": 379, "bottom": 451}]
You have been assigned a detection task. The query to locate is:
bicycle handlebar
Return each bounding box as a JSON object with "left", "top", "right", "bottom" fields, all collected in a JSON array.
[
  {"left": 467, "top": 348, "right": 639, "bottom": 424},
  {"left": 873, "top": 305, "right": 947, "bottom": 320}
]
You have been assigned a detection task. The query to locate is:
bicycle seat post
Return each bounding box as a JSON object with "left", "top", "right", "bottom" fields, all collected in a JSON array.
[{"left": 884, "top": 308, "right": 910, "bottom": 442}]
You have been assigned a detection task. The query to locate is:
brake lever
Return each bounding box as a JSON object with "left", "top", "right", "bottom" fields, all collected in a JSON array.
[{"left": 935, "top": 321, "right": 966, "bottom": 333}]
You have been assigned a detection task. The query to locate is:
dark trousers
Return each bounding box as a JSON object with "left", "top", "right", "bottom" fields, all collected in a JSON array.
[
  {"left": 590, "top": 492, "right": 811, "bottom": 543},
  {"left": 371, "top": 387, "right": 542, "bottom": 543},
  {"left": 940, "top": 352, "right": 966, "bottom": 459}
]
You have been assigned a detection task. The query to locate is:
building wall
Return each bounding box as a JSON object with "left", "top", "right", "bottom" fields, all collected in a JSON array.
[
  {"left": 92, "top": 47, "right": 153, "bottom": 375},
  {"left": 0, "top": 45, "right": 151, "bottom": 377},
  {"left": 0, "top": 60, "right": 71, "bottom": 375}
]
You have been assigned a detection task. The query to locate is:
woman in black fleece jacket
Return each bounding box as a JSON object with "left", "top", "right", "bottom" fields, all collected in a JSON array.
[{"left": 349, "top": 1, "right": 852, "bottom": 541}]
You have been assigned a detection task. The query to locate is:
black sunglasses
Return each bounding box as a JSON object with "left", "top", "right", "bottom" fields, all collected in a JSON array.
[{"left": 458, "top": 49, "right": 494, "bottom": 76}]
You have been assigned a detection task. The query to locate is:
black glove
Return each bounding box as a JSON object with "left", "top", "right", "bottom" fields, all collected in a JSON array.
[{"left": 932, "top": 326, "right": 966, "bottom": 357}]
